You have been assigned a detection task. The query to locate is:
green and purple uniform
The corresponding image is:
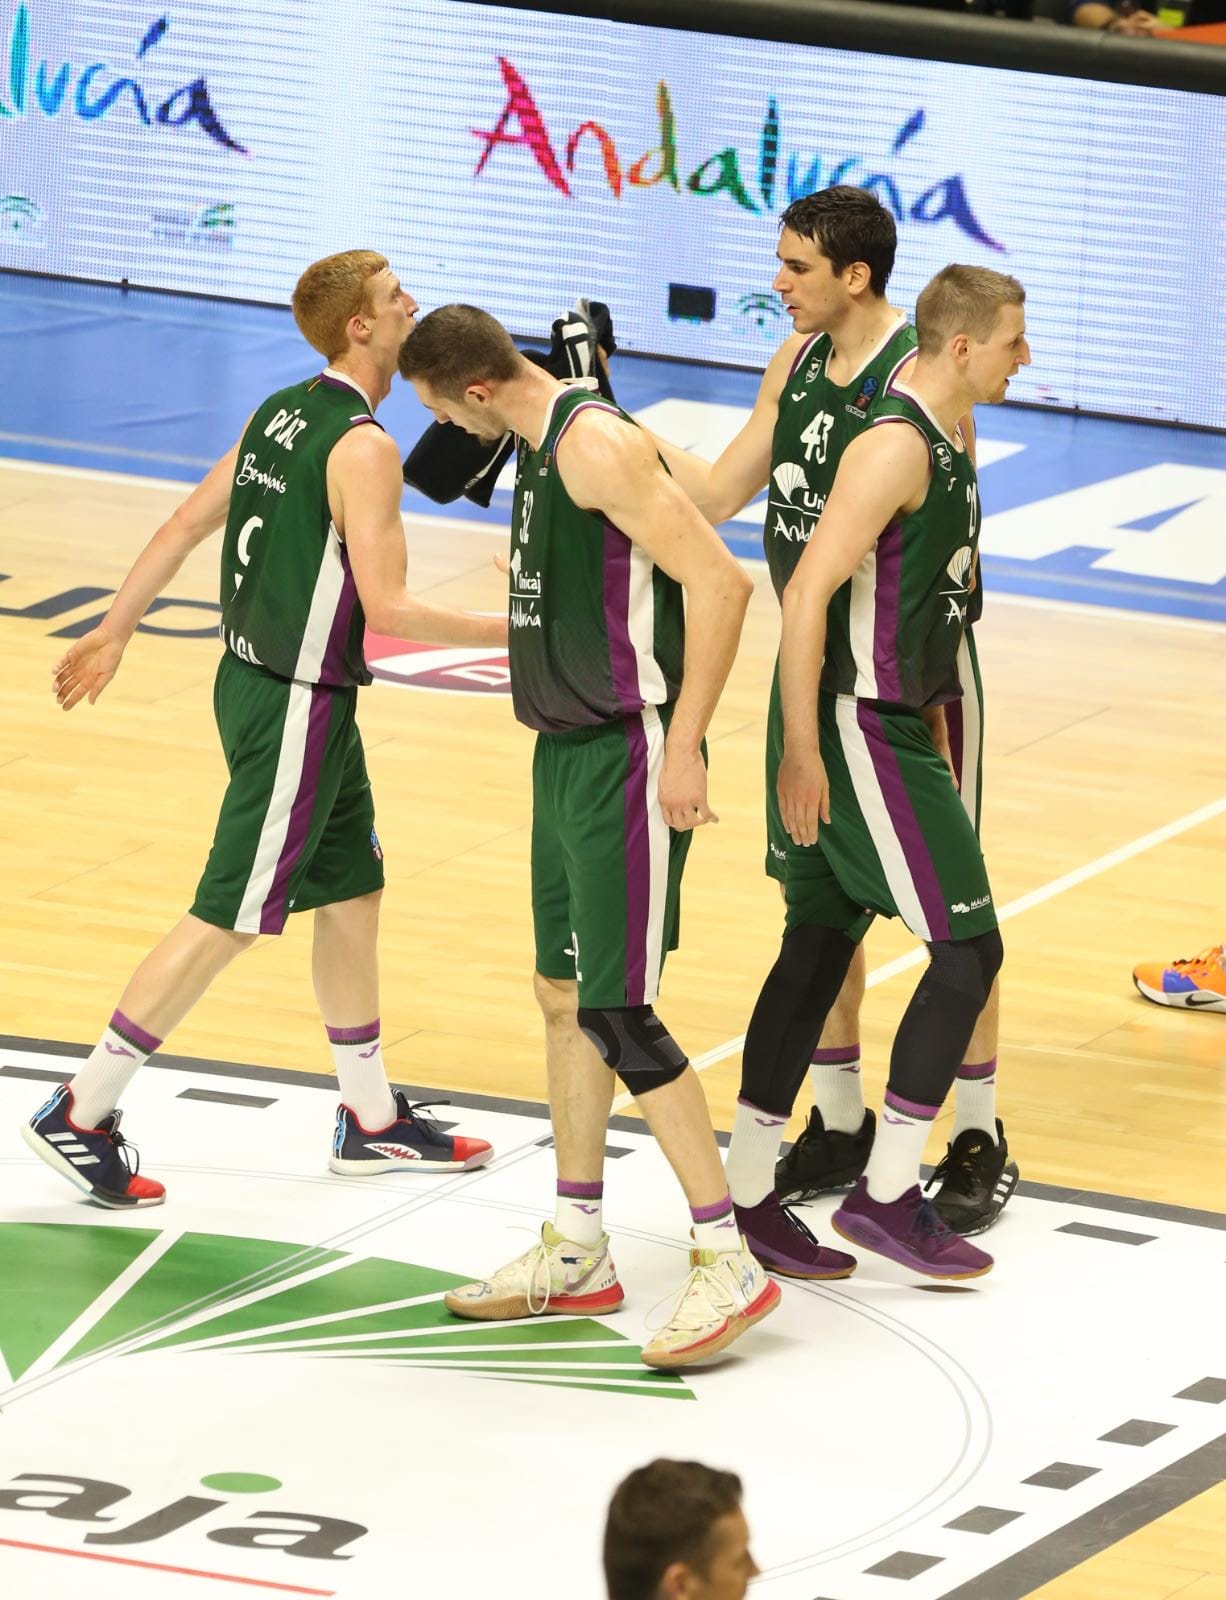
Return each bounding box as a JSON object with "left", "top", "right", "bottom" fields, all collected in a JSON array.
[
  {"left": 191, "top": 369, "right": 385, "bottom": 935},
  {"left": 779, "top": 374, "right": 996, "bottom": 944},
  {"left": 514, "top": 387, "right": 690, "bottom": 1008}
]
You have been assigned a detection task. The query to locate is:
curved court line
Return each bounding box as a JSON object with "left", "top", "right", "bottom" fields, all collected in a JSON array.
[{"left": 617, "top": 789, "right": 1226, "bottom": 1096}]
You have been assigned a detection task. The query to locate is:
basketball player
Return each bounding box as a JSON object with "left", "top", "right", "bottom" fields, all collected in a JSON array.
[
  {"left": 401, "top": 305, "right": 780, "bottom": 1368},
  {"left": 603, "top": 1460, "right": 758, "bottom": 1600},
  {"left": 22, "top": 251, "right": 500, "bottom": 1207},
  {"left": 652, "top": 189, "right": 1017, "bottom": 1274},
  {"left": 743, "top": 264, "right": 1029, "bottom": 1277}
]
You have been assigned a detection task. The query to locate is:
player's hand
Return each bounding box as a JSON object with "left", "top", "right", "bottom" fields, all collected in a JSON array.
[
  {"left": 660, "top": 745, "right": 717, "bottom": 831},
  {"left": 52, "top": 627, "right": 125, "bottom": 710},
  {"left": 1108, "top": 7, "right": 1160, "bottom": 31},
  {"left": 778, "top": 744, "right": 829, "bottom": 847}
]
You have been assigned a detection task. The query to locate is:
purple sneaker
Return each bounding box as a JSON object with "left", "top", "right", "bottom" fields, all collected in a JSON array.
[
  {"left": 734, "top": 1193, "right": 857, "bottom": 1280},
  {"left": 832, "top": 1180, "right": 993, "bottom": 1279}
]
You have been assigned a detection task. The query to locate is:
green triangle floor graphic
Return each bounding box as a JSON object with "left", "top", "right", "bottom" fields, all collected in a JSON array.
[
  {"left": 142, "top": 1252, "right": 466, "bottom": 1351},
  {"left": 0, "top": 1224, "right": 694, "bottom": 1401},
  {"left": 63, "top": 1231, "right": 342, "bottom": 1363},
  {"left": 0, "top": 1222, "right": 159, "bottom": 1379}
]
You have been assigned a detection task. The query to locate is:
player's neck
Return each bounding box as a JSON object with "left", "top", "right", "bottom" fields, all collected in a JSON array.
[
  {"left": 328, "top": 354, "right": 391, "bottom": 413},
  {"left": 898, "top": 359, "right": 973, "bottom": 441},
  {"left": 501, "top": 366, "right": 568, "bottom": 450},
  {"left": 825, "top": 300, "right": 905, "bottom": 380}
]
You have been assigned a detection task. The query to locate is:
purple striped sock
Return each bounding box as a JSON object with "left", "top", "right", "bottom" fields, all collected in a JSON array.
[
  {"left": 691, "top": 1192, "right": 739, "bottom": 1250},
  {"left": 958, "top": 1056, "right": 997, "bottom": 1080},
  {"left": 883, "top": 1090, "right": 939, "bottom": 1122},
  {"left": 326, "top": 1019, "right": 381, "bottom": 1047},
  {"left": 811, "top": 1045, "right": 860, "bottom": 1067},
  {"left": 558, "top": 1179, "right": 604, "bottom": 1199},
  {"left": 110, "top": 1009, "right": 162, "bottom": 1057}
]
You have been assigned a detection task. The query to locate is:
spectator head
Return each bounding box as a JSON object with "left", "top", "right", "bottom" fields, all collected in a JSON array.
[{"left": 603, "top": 1459, "right": 757, "bottom": 1600}]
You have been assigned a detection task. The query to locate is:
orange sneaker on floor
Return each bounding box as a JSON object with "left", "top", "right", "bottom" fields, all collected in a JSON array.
[{"left": 1133, "top": 943, "right": 1226, "bottom": 1013}]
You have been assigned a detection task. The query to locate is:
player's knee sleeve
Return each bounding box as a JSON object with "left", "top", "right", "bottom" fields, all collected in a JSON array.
[
  {"left": 927, "top": 928, "right": 1003, "bottom": 1009},
  {"left": 740, "top": 922, "right": 859, "bottom": 1117},
  {"left": 887, "top": 929, "right": 1003, "bottom": 1108},
  {"left": 577, "top": 1005, "right": 689, "bottom": 1097}
]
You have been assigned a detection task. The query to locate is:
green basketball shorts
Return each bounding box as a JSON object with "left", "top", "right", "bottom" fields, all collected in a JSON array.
[
  {"left": 191, "top": 651, "right": 385, "bottom": 935},
  {"left": 780, "top": 692, "right": 997, "bottom": 945},
  {"left": 531, "top": 705, "right": 693, "bottom": 1009},
  {"left": 765, "top": 627, "right": 986, "bottom": 878}
]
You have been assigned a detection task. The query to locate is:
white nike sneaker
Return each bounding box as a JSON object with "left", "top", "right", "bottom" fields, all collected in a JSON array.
[
  {"left": 641, "top": 1241, "right": 781, "bottom": 1369},
  {"left": 443, "top": 1222, "right": 625, "bottom": 1321}
]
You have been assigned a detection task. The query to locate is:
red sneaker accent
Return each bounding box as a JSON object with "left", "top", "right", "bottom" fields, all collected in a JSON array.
[
  {"left": 451, "top": 1135, "right": 493, "bottom": 1167},
  {"left": 127, "top": 1174, "right": 166, "bottom": 1202},
  {"left": 552, "top": 1282, "right": 626, "bottom": 1314}
]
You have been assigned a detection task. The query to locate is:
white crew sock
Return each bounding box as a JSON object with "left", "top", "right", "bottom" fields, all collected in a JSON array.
[
  {"left": 724, "top": 1096, "right": 788, "bottom": 1208},
  {"left": 952, "top": 1058, "right": 998, "bottom": 1143},
  {"left": 327, "top": 1020, "right": 396, "bottom": 1130},
  {"left": 809, "top": 1045, "right": 865, "bottom": 1134},
  {"left": 555, "top": 1181, "right": 604, "bottom": 1247},
  {"left": 69, "top": 1010, "right": 162, "bottom": 1129},
  {"left": 863, "top": 1091, "right": 939, "bottom": 1203}
]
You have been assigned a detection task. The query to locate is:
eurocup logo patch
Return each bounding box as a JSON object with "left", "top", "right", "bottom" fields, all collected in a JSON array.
[
  {"left": 365, "top": 632, "right": 510, "bottom": 695},
  {"left": 934, "top": 442, "right": 953, "bottom": 472}
]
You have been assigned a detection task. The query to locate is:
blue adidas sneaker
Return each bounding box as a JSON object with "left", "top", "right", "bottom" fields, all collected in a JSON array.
[
  {"left": 22, "top": 1085, "right": 165, "bottom": 1208},
  {"left": 329, "top": 1091, "right": 492, "bottom": 1175}
]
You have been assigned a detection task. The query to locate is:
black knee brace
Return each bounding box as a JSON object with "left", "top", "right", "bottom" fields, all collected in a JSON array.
[
  {"left": 888, "top": 928, "right": 1004, "bottom": 1108},
  {"left": 740, "top": 922, "right": 859, "bottom": 1118},
  {"left": 577, "top": 1005, "right": 689, "bottom": 1097}
]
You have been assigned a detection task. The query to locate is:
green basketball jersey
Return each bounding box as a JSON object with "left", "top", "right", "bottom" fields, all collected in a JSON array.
[
  {"left": 822, "top": 384, "right": 981, "bottom": 708},
  {"left": 509, "top": 387, "right": 685, "bottom": 734},
  {"left": 219, "top": 370, "right": 380, "bottom": 687},
  {"left": 765, "top": 317, "right": 917, "bottom": 602}
]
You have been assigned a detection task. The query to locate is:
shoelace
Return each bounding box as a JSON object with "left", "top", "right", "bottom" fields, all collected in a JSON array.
[
  {"left": 483, "top": 1231, "right": 556, "bottom": 1316},
  {"left": 1171, "top": 944, "right": 1225, "bottom": 975},
  {"left": 100, "top": 1116, "right": 141, "bottom": 1180},
  {"left": 779, "top": 1203, "right": 822, "bottom": 1245},
  {"left": 398, "top": 1097, "right": 452, "bottom": 1145},
  {"left": 911, "top": 1196, "right": 956, "bottom": 1241},
  {"left": 924, "top": 1141, "right": 986, "bottom": 1200},
  {"left": 645, "top": 1260, "right": 739, "bottom": 1336}
]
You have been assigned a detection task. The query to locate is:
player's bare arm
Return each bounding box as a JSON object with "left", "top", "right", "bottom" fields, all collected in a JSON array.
[
  {"left": 557, "top": 410, "right": 754, "bottom": 831},
  {"left": 331, "top": 426, "right": 506, "bottom": 648},
  {"left": 648, "top": 333, "right": 808, "bottom": 525},
  {"left": 52, "top": 437, "right": 243, "bottom": 711},
  {"left": 777, "top": 424, "right": 930, "bottom": 847}
]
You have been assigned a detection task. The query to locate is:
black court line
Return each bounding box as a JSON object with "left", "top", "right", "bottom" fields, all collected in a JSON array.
[
  {"left": 937, "top": 1433, "right": 1226, "bottom": 1600},
  {"left": 177, "top": 1087, "right": 276, "bottom": 1109}
]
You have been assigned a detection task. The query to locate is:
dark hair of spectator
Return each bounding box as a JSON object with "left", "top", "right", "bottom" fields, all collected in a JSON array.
[
  {"left": 603, "top": 1459, "right": 743, "bottom": 1600},
  {"left": 780, "top": 184, "right": 897, "bottom": 296}
]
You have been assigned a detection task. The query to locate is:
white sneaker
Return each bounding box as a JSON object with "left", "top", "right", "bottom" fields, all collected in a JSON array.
[
  {"left": 641, "top": 1240, "right": 781, "bottom": 1369},
  {"left": 444, "top": 1222, "right": 625, "bottom": 1321}
]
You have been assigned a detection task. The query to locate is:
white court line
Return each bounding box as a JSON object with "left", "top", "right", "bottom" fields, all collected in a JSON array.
[{"left": 612, "top": 790, "right": 1226, "bottom": 1102}]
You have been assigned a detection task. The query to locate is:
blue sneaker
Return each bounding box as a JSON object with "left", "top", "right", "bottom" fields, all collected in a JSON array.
[
  {"left": 21, "top": 1085, "right": 165, "bottom": 1208},
  {"left": 329, "top": 1092, "right": 493, "bottom": 1175}
]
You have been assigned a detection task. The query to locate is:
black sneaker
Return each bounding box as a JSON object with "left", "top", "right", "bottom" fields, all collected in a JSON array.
[
  {"left": 774, "top": 1107, "right": 875, "bottom": 1202},
  {"left": 925, "top": 1118, "right": 1019, "bottom": 1236}
]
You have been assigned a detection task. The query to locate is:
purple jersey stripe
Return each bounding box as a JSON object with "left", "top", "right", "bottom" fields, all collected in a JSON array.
[
  {"left": 110, "top": 1009, "right": 162, "bottom": 1056},
  {"left": 602, "top": 522, "right": 645, "bottom": 716},
  {"left": 856, "top": 702, "right": 951, "bottom": 942},
  {"left": 260, "top": 688, "right": 333, "bottom": 934},
  {"left": 884, "top": 1089, "right": 939, "bottom": 1120},
  {"left": 946, "top": 694, "right": 965, "bottom": 792},
  {"left": 553, "top": 397, "right": 620, "bottom": 450},
  {"left": 622, "top": 714, "right": 652, "bottom": 1006},
  {"left": 872, "top": 519, "right": 904, "bottom": 702},
  {"left": 321, "top": 539, "right": 360, "bottom": 683},
  {"left": 787, "top": 333, "right": 822, "bottom": 381}
]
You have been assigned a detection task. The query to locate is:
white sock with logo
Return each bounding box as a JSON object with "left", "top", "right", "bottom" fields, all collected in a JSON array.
[
  {"left": 724, "top": 1097, "right": 788, "bottom": 1208},
  {"left": 69, "top": 1010, "right": 163, "bottom": 1129},
  {"left": 327, "top": 1021, "right": 396, "bottom": 1130},
  {"left": 809, "top": 1045, "right": 865, "bottom": 1134},
  {"left": 555, "top": 1181, "right": 604, "bottom": 1247},
  {"left": 953, "top": 1059, "right": 998, "bottom": 1143},
  {"left": 863, "top": 1092, "right": 939, "bottom": 1203}
]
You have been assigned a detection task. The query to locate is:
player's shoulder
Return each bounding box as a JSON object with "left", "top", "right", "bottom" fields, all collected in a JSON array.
[
  {"left": 759, "top": 331, "right": 822, "bottom": 404},
  {"left": 328, "top": 416, "right": 396, "bottom": 469}
]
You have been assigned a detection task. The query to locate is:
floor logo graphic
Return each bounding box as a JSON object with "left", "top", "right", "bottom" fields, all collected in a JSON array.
[
  {"left": 0, "top": 1222, "right": 691, "bottom": 1403},
  {"left": 365, "top": 633, "right": 512, "bottom": 695}
]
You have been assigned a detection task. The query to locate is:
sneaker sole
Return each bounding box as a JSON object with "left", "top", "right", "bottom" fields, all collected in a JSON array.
[
  {"left": 1134, "top": 976, "right": 1226, "bottom": 1012},
  {"left": 641, "top": 1278, "right": 782, "bottom": 1369},
  {"left": 20, "top": 1123, "right": 165, "bottom": 1209},
  {"left": 443, "top": 1283, "right": 625, "bottom": 1320},
  {"left": 775, "top": 1169, "right": 866, "bottom": 1203},
  {"left": 328, "top": 1149, "right": 493, "bottom": 1175},
  {"left": 831, "top": 1214, "right": 992, "bottom": 1279},
  {"left": 747, "top": 1244, "right": 857, "bottom": 1281}
]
